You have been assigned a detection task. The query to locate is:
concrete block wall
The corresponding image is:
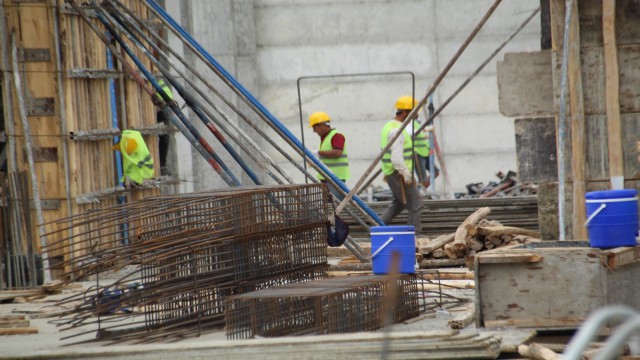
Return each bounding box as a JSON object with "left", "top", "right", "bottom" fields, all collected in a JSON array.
[{"left": 165, "top": 0, "right": 541, "bottom": 194}]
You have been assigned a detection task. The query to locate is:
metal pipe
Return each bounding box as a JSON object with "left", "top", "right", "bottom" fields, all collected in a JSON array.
[
  {"left": 10, "top": 33, "right": 52, "bottom": 284},
  {"left": 296, "top": 71, "right": 415, "bottom": 179},
  {"left": 335, "top": 0, "right": 503, "bottom": 215},
  {"left": 557, "top": 0, "right": 574, "bottom": 241},
  {"left": 144, "top": 0, "right": 383, "bottom": 226},
  {"left": 113, "top": 0, "right": 295, "bottom": 185},
  {"left": 104, "top": 5, "right": 262, "bottom": 185},
  {"left": 83, "top": 2, "right": 239, "bottom": 186},
  {"left": 563, "top": 305, "right": 638, "bottom": 360}
]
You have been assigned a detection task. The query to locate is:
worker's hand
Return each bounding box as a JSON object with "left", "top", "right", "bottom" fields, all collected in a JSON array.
[
  {"left": 400, "top": 169, "right": 414, "bottom": 185},
  {"left": 311, "top": 149, "right": 319, "bottom": 158}
]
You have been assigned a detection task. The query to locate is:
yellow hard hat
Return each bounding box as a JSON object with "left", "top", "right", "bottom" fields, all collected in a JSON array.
[
  {"left": 308, "top": 111, "right": 331, "bottom": 127},
  {"left": 113, "top": 138, "right": 138, "bottom": 154},
  {"left": 395, "top": 96, "right": 417, "bottom": 111}
]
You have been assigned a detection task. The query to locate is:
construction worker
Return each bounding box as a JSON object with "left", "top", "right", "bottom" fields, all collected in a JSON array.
[
  {"left": 379, "top": 96, "right": 423, "bottom": 232},
  {"left": 155, "top": 78, "right": 174, "bottom": 175},
  {"left": 113, "top": 129, "right": 154, "bottom": 185},
  {"left": 309, "top": 111, "right": 350, "bottom": 183},
  {"left": 412, "top": 117, "right": 439, "bottom": 193}
]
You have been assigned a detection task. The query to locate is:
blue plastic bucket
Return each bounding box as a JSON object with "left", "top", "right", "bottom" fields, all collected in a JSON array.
[
  {"left": 370, "top": 225, "right": 416, "bottom": 274},
  {"left": 585, "top": 189, "right": 639, "bottom": 249}
]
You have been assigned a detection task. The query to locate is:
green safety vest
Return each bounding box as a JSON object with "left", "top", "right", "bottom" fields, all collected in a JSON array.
[
  {"left": 413, "top": 120, "right": 429, "bottom": 157},
  {"left": 317, "top": 129, "right": 350, "bottom": 181},
  {"left": 380, "top": 120, "right": 413, "bottom": 175},
  {"left": 155, "top": 79, "right": 174, "bottom": 101},
  {"left": 119, "top": 130, "right": 154, "bottom": 184}
]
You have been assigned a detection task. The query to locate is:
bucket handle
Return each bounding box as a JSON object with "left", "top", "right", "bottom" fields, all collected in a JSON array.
[
  {"left": 585, "top": 203, "right": 607, "bottom": 226},
  {"left": 371, "top": 237, "right": 394, "bottom": 259}
]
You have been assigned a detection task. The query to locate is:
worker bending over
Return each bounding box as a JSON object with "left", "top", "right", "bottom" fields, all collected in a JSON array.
[
  {"left": 379, "top": 96, "right": 423, "bottom": 232},
  {"left": 113, "top": 129, "right": 154, "bottom": 185},
  {"left": 309, "top": 111, "right": 350, "bottom": 183}
]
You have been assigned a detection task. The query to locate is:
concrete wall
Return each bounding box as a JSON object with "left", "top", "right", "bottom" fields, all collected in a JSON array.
[{"left": 165, "top": 0, "right": 541, "bottom": 194}]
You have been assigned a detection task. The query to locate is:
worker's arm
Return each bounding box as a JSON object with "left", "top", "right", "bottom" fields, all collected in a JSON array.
[{"left": 318, "top": 149, "right": 343, "bottom": 159}]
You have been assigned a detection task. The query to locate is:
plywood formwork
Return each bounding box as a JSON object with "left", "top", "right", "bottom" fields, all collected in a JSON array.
[
  {"left": 0, "top": 0, "right": 160, "bottom": 280},
  {"left": 497, "top": 0, "right": 640, "bottom": 239}
]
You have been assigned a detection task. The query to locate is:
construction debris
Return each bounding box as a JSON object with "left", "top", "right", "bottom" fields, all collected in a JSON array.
[{"left": 455, "top": 171, "right": 537, "bottom": 199}]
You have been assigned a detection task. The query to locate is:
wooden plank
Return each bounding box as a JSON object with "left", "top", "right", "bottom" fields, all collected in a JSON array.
[
  {"left": 0, "top": 320, "right": 30, "bottom": 328},
  {"left": 19, "top": 48, "right": 51, "bottom": 62},
  {"left": 484, "top": 318, "right": 584, "bottom": 329},
  {"left": 0, "top": 290, "right": 41, "bottom": 301},
  {"left": 605, "top": 246, "right": 640, "bottom": 269},
  {"left": 0, "top": 327, "right": 38, "bottom": 335},
  {"left": 603, "top": 0, "right": 624, "bottom": 189},
  {"left": 477, "top": 252, "right": 543, "bottom": 264},
  {"left": 566, "top": 0, "right": 587, "bottom": 240}
]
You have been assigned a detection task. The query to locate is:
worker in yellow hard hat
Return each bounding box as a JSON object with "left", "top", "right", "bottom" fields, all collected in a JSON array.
[
  {"left": 308, "top": 111, "right": 350, "bottom": 184},
  {"left": 113, "top": 129, "right": 154, "bottom": 185},
  {"left": 379, "top": 96, "right": 423, "bottom": 232}
]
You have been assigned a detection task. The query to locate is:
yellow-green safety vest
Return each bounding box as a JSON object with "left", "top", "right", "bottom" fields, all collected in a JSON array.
[
  {"left": 119, "top": 130, "right": 154, "bottom": 184},
  {"left": 317, "top": 129, "right": 350, "bottom": 181},
  {"left": 155, "top": 79, "right": 173, "bottom": 101},
  {"left": 380, "top": 120, "right": 413, "bottom": 175},
  {"left": 412, "top": 120, "right": 429, "bottom": 157}
]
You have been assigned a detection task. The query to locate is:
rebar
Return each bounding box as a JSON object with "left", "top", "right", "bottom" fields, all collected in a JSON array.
[
  {"left": 45, "top": 184, "right": 331, "bottom": 342},
  {"left": 224, "top": 275, "right": 421, "bottom": 340}
]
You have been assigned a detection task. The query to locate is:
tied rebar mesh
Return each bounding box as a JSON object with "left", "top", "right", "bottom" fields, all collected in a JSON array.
[
  {"left": 224, "top": 275, "right": 421, "bottom": 340},
  {"left": 45, "top": 184, "right": 330, "bottom": 342}
]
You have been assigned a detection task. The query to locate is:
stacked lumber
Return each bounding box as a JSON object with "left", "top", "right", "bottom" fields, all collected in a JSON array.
[
  {"left": 345, "top": 196, "right": 539, "bottom": 238},
  {"left": 417, "top": 207, "right": 541, "bottom": 264}
]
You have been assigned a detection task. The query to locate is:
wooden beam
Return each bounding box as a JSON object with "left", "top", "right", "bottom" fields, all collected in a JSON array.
[
  {"left": 603, "top": 0, "right": 624, "bottom": 189},
  {"left": 567, "top": 0, "right": 587, "bottom": 240},
  {"left": 477, "top": 252, "right": 543, "bottom": 264}
]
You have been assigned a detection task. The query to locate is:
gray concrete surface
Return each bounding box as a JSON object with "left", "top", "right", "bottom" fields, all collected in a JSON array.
[{"left": 0, "top": 278, "right": 481, "bottom": 359}]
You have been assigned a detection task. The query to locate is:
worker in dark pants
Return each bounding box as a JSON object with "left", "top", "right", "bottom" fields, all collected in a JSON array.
[
  {"left": 156, "top": 78, "right": 173, "bottom": 175},
  {"left": 379, "top": 96, "right": 423, "bottom": 233},
  {"left": 309, "top": 111, "right": 350, "bottom": 200}
]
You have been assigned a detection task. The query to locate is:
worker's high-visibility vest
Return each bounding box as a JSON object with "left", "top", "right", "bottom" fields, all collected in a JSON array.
[
  {"left": 317, "top": 129, "right": 350, "bottom": 181},
  {"left": 380, "top": 120, "right": 413, "bottom": 176},
  {"left": 118, "top": 130, "right": 154, "bottom": 184},
  {"left": 155, "top": 79, "right": 173, "bottom": 101},
  {"left": 412, "top": 120, "right": 429, "bottom": 157}
]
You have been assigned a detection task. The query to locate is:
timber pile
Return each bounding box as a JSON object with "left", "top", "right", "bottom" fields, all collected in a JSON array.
[
  {"left": 345, "top": 196, "right": 539, "bottom": 238},
  {"left": 0, "top": 315, "right": 37, "bottom": 335},
  {"left": 417, "top": 207, "right": 541, "bottom": 264}
]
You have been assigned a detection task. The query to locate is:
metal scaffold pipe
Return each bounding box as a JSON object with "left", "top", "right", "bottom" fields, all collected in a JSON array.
[
  {"left": 86, "top": 1, "right": 240, "bottom": 186},
  {"left": 103, "top": 4, "right": 262, "bottom": 185},
  {"left": 143, "top": 0, "right": 384, "bottom": 227},
  {"left": 334, "top": 0, "right": 504, "bottom": 216},
  {"left": 110, "top": 0, "right": 291, "bottom": 184}
]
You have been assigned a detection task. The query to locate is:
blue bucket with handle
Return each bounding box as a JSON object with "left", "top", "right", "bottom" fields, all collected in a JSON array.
[
  {"left": 370, "top": 225, "right": 416, "bottom": 274},
  {"left": 585, "top": 189, "right": 639, "bottom": 249}
]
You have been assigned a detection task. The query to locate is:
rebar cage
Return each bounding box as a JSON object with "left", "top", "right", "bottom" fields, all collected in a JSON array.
[{"left": 47, "top": 184, "right": 331, "bottom": 340}]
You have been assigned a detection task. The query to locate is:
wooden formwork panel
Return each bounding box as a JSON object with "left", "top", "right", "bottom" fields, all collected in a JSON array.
[{"left": 1, "top": 0, "right": 160, "bottom": 279}]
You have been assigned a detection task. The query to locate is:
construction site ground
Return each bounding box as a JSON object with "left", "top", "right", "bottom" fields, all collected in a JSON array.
[{"left": 0, "top": 252, "right": 543, "bottom": 360}]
